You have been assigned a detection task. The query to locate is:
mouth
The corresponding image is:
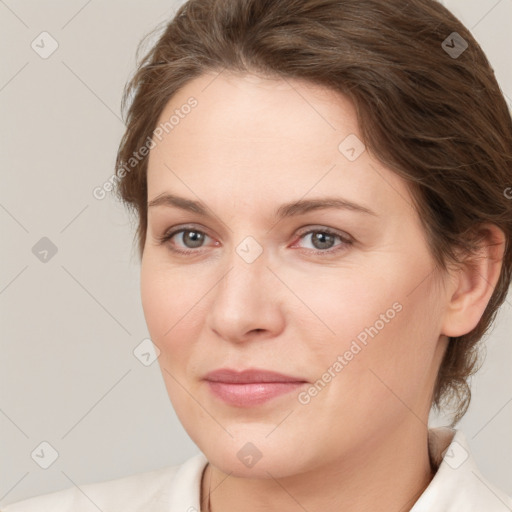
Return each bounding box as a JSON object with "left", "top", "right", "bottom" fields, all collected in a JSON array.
[{"left": 203, "top": 368, "right": 308, "bottom": 407}]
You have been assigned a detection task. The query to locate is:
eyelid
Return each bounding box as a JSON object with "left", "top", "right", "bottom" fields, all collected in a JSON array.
[
  {"left": 156, "top": 224, "right": 215, "bottom": 249},
  {"left": 158, "top": 222, "right": 211, "bottom": 236},
  {"left": 157, "top": 224, "right": 353, "bottom": 256},
  {"left": 294, "top": 225, "right": 353, "bottom": 242},
  {"left": 291, "top": 226, "right": 353, "bottom": 254}
]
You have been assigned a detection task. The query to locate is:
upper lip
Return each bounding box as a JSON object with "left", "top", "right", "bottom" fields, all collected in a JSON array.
[{"left": 204, "top": 368, "right": 307, "bottom": 384}]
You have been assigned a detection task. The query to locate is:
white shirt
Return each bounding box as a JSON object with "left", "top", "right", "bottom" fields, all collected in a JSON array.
[{"left": 2, "top": 427, "right": 511, "bottom": 511}]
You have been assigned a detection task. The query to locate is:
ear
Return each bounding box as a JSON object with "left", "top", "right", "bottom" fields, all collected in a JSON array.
[{"left": 440, "top": 223, "right": 506, "bottom": 338}]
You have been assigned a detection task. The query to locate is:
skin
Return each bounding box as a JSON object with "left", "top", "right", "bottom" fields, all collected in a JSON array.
[{"left": 140, "top": 70, "right": 505, "bottom": 512}]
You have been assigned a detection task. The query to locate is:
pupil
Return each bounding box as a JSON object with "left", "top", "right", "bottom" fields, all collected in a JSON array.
[
  {"left": 184, "top": 231, "right": 204, "bottom": 248},
  {"left": 313, "top": 232, "right": 334, "bottom": 250}
]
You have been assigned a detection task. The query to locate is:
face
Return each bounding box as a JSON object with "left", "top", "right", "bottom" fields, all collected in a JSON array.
[{"left": 141, "top": 71, "right": 449, "bottom": 478}]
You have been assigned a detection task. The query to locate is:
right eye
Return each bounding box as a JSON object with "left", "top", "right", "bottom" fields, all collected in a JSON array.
[{"left": 157, "top": 227, "right": 217, "bottom": 255}]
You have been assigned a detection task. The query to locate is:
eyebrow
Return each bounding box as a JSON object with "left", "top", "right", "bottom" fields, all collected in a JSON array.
[{"left": 147, "top": 193, "right": 377, "bottom": 219}]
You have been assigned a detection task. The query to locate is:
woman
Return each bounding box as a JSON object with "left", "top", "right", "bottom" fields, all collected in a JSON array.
[{"left": 4, "top": 0, "right": 512, "bottom": 510}]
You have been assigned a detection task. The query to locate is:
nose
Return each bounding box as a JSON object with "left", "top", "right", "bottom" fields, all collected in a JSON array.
[{"left": 205, "top": 244, "right": 286, "bottom": 344}]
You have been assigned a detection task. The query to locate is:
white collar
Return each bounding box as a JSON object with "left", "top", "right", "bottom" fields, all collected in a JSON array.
[
  {"left": 412, "top": 427, "right": 512, "bottom": 511},
  {"left": 158, "top": 427, "right": 512, "bottom": 511}
]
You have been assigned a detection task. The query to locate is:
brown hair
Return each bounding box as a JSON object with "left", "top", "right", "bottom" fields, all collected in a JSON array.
[{"left": 114, "top": 0, "right": 512, "bottom": 425}]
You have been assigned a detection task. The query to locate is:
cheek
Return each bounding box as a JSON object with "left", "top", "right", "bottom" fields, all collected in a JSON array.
[
  {"left": 140, "top": 257, "right": 206, "bottom": 419},
  {"left": 140, "top": 261, "right": 172, "bottom": 341},
  {"left": 341, "top": 289, "right": 441, "bottom": 415},
  {"left": 140, "top": 256, "right": 200, "bottom": 372},
  {"left": 286, "top": 268, "right": 405, "bottom": 357},
  {"left": 300, "top": 261, "right": 442, "bottom": 407},
  {"left": 141, "top": 254, "right": 204, "bottom": 338}
]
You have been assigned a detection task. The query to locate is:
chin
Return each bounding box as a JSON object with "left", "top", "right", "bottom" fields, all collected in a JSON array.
[{"left": 196, "top": 432, "right": 311, "bottom": 479}]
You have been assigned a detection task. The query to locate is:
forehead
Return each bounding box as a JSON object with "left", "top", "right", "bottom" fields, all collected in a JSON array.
[
  {"left": 146, "top": 71, "right": 415, "bottom": 221},
  {"left": 155, "top": 70, "right": 360, "bottom": 149}
]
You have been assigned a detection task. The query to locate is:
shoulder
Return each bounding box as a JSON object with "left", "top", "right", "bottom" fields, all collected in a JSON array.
[{"left": 1, "top": 453, "right": 206, "bottom": 512}]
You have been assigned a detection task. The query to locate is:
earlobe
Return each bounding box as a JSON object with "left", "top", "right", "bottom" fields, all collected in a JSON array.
[{"left": 440, "top": 223, "right": 506, "bottom": 338}]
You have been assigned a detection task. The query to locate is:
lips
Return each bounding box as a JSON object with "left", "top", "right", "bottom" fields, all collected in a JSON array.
[
  {"left": 203, "top": 368, "right": 308, "bottom": 407},
  {"left": 203, "top": 368, "right": 307, "bottom": 384}
]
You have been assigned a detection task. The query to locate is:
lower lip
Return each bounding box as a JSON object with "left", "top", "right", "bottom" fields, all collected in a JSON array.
[{"left": 205, "top": 381, "right": 306, "bottom": 407}]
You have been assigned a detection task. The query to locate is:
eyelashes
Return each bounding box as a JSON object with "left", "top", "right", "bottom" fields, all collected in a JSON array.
[
  {"left": 156, "top": 225, "right": 353, "bottom": 257},
  {"left": 156, "top": 227, "right": 213, "bottom": 254}
]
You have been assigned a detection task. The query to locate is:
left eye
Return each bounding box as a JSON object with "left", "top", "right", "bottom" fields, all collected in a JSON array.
[{"left": 294, "top": 229, "right": 352, "bottom": 253}]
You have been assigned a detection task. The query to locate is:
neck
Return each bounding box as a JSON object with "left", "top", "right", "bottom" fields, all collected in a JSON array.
[{"left": 200, "top": 422, "right": 435, "bottom": 512}]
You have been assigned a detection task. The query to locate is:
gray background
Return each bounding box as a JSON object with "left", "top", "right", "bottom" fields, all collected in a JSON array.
[{"left": 1, "top": 0, "right": 511, "bottom": 506}]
